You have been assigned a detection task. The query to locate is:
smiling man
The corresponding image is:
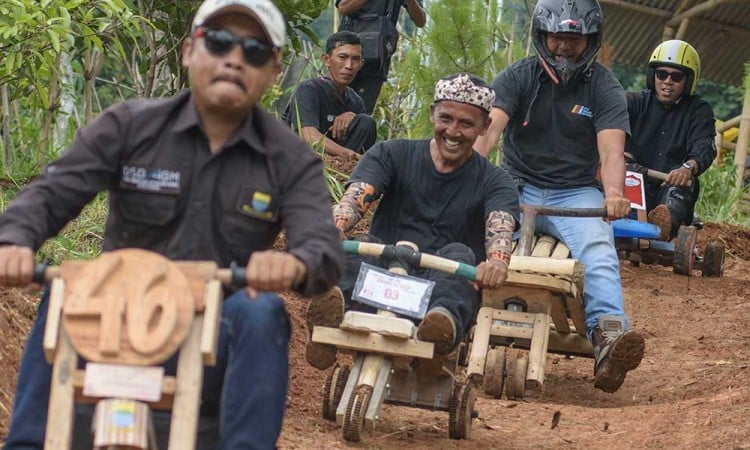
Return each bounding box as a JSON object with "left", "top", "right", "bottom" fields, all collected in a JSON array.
[
  {"left": 625, "top": 40, "right": 717, "bottom": 240},
  {"left": 283, "top": 31, "right": 377, "bottom": 159},
  {"left": 0, "top": 0, "right": 344, "bottom": 448},
  {"left": 303, "top": 73, "right": 520, "bottom": 370},
  {"left": 474, "top": 0, "right": 646, "bottom": 394}
]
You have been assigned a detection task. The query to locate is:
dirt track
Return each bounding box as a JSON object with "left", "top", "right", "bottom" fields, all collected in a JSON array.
[{"left": 2, "top": 223, "right": 749, "bottom": 449}]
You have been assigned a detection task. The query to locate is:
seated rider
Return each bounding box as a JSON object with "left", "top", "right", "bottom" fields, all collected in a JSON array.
[
  {"left": 626, "top": 39, "right": 717, "bottom": 240},
  {"left": 304, "top": 73, "right": 521, "bottom": 369},
  {"left": 283, "top": 31, "right": 377, "bottom": 159}
]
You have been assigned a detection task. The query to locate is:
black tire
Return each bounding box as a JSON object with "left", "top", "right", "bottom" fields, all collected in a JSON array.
[
  {"left": 322, "top": 364, "right": 350, "bottom": 421},
  {"left": 673, "top": 226, "right": 697, "bottom": 276},
  {"left": 701, "top": 242, "right": 725, "bottom": 278}
]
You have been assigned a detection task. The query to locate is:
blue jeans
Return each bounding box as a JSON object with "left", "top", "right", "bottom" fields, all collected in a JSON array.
[
  {"left": 520, "top": 183, "right": 629, "bottom": 333},
  {"left": 4, "top": 289, "right": 290, "bottom": 450}
]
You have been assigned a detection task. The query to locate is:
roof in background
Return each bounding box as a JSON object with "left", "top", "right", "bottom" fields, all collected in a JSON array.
[{"left": 600, "top": 0, "right": 750, "bottom": 86}]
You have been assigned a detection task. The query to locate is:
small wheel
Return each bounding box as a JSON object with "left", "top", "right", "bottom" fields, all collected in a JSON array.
[
  {"left": 457, "top": 341, "right": 471, "bottom": 367},
  {"left": 448, "top": 381, "right": 477, "bottom": 439},
  {"left": 673, "top": 225, "right": 697, "bottom": 275},
  {"left": 342, "top": 385, "right": 371, "bottom": 442},
  {"left": 483, "top": 347, "right": 507, "bottom": 399},
  {"left": 701, "top": 242, "right": 725, "bottom": 278},
  {"left": 505, "top": 354, "right": 528, "bottom": 400},
  {"left": 322, "top": 363, "right": 350, "bottom": 421}
]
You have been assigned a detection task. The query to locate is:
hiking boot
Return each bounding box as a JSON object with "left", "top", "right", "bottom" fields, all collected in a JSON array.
[
  {"left": 305, "top": 287, "right": 345, "bottom": 370},
  {"left": 648, "top": 204, "right": 672, "bottom": 241},
  {"left": 591, "top": 315, "right": 645, "bottom": 393},
  {"left": 417, "top": 307, "right": 457, "bottom": 355}
]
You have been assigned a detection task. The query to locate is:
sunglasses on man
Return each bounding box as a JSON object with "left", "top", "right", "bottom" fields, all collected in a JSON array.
[
  {"left": 194, "top": 27, "right": 276, "bottom": 67},
  {"left": 654, "top": 69, "right": 685, "bottom": 83}
]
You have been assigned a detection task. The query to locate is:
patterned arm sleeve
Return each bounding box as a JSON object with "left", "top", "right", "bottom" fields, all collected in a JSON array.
[{"left": 485, "top": 210, "right": 516, "bottom": 267}]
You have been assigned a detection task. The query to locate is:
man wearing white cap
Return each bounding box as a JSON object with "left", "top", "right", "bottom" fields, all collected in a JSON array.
[
  {"left": 305, "top": 74, "right": 520, "bottom": 369},
  {"left": 0, "top": 0, "right": 344, "bottom": 448}
]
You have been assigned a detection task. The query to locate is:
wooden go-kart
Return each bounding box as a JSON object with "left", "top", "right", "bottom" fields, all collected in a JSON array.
[
  {"left": 311, "top": 241, "right": 478, "bottom": 442},
  {"left": 619, "top": 164, "right": 725, "bottom": 277},
  {"left": 466, "top": 205, "right": 598, "bottom": 400},
  {"left": 36, "top": 248, "right": 250, "bottom": 449}
]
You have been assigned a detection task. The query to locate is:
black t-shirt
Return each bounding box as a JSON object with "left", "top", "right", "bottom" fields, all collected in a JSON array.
[
  {"left": 335, "top": 0, "right": 420, "bottom": 26},
  {"left": 348, "top": 139, "right": 520, "bottom": 263},
  {"left": 491, "top": 57, "right": 630, "bottom": 188},
  {"left": 626, "top": 90, "right": 716, "bottom": 177},
  {"left": 282, "top": 77, "right": 365, "bottom": 134}
]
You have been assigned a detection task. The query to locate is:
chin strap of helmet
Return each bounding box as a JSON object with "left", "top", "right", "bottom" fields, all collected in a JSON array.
[{"left": 539, "top": 56, "right": 560, "bottom": 85}]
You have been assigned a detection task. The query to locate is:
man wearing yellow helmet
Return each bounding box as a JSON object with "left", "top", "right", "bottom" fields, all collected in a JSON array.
[{"left": 626, "top": 39, "right": 717, "bottom": 240}]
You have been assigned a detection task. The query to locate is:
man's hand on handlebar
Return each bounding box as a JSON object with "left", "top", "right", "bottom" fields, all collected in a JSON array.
[
  {"left": 244, "top": 250, "right": 307, "bottom": 298},
  {"left": 474, "top": 259, "right": 508, "bottom": 290},
  {"left": 664, "top": 166, "right": 693, "bottom": 187},
  {"left": 0, "top": 245, "right": 35, "bottom": 287},
  {"left": 603, "top": 195, "right": 631, "bottom": 221}
]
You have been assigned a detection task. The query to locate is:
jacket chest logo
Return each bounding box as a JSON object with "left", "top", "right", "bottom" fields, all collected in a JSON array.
[
  {"left": 570, "top": 104, "right": 593, "bottom": 118},
  {"left": 121, "top": 165, "right": 180, "bottom": 194}
]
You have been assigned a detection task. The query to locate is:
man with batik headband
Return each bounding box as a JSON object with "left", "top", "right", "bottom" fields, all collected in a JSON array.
[{"left": 304, "top": 73, "right": 521, "bottom": 369}]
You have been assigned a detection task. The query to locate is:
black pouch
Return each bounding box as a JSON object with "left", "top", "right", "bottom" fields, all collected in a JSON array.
[{"left": 342, "top": 13, "right": 398, "bottom": 65}]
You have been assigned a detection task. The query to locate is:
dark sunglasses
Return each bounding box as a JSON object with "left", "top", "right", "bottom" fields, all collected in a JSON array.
[
  {"left": 654, "top": 69, "right": 685, "bottom": 83},
  {"left": 194, "top": 27, "right": 275, "bottom": 67}
]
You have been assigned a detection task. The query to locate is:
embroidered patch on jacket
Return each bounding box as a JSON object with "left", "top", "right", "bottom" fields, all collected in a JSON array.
[
  {"left": 238, "top": 191, "right": 278, "bottom": 222},
  {"left": 570, "top": 104, "right": 593, "bottom": 118},
  {"left": 120, "top": 166, "right": 181, "bottom": 194}
]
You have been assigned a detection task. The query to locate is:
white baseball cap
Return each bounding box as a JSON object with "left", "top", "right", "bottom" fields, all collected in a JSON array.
[{"left": 192, "top": 0, "right": 286, "bottom": 48}]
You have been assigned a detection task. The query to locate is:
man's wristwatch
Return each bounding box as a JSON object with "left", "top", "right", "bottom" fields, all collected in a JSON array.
[{"left": 682, "top": 161, "right": 696, "bottom": 175}]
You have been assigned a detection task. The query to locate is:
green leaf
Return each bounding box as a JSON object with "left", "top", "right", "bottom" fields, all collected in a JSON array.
[{"left": 47, "top": 28, "right": 60, "bottom": 53}]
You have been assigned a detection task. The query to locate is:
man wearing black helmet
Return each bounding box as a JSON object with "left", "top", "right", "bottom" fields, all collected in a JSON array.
[
  {"left": 625, "top": 40, "right": 717, "bottom": 241},
  {"left": 475, "top": 0, "right": 644, "bottom": 393}
]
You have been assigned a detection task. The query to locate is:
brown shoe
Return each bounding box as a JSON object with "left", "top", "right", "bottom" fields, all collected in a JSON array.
[
  {"left": 305, "top": 287, "right": 345, "bottom": 370},
  {"left": 591, "top": 315, "right": 645, "bottom": 393},
  {"left": 417, "top": 307, "right": 457, "bottom": 355},
  {"left": 648, "top": 204, "right": 672, "bottom": 241}
]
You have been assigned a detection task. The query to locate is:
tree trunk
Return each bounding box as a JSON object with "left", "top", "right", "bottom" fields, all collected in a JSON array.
[{"left": 2, "top": 84, "right": 12, "bottom": 175}]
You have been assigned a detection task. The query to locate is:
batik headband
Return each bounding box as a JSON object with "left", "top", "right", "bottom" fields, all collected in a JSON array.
[{"left": 434, "top": 74, "right": 495, "bottom": 113}]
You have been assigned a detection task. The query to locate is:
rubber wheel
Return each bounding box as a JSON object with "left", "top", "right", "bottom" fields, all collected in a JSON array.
[
  {"left": 448, "top": 381, "right": 476, "bottom": 440},
  {"left": 457, "top": 341, "right": 471, "bottom": 368},
  {"left": 701, "top": 242, "right": 725, "bottom": 278},
  {"left": 322, "top": 364, "right": 350, "bottom": 421},
  {"left": 673, "top": 226, "right": 697, "bottom": 276},
  {"left": 342, "top": 385, "right": 371, "bottom": 442},
  {"left": 505, "top": 354, "right": 528, "bottom": 401},
  {"left": 483, "top": 347, "right": 507, "bottom": 399}
]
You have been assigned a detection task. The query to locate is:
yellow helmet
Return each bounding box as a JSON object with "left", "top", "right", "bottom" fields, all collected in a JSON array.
[{"left": 647, "top": 39, "right": 701, "bottom": 95}]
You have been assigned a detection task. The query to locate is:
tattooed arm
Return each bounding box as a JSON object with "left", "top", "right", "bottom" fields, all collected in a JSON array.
[
  {"left": 475, "top": 210, "right": 516, "bottom": 288},
  {"left": 332, "top": 182, "right": 381, "bottom": 236}
]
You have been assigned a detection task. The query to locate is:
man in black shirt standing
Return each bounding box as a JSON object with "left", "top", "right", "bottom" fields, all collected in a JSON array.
[
  {"left": 284, "top": 31, "right": 376, "bottom": 159},
  {"left": 0, "top": 0, "right": 344, "bottom": 448},
  {"left": 337, "top": 0, "right": 426, "bottom": 114},
  {"left": 626, "top": 40, "right": 717, "bottom": 240}
]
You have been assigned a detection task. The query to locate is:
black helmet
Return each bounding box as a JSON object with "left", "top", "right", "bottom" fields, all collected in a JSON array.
[{"left": 532, "top": 0, "right": 603, "bottom": 85}]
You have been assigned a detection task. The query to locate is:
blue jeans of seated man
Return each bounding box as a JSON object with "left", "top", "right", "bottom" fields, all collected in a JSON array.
[
  {"left": 338, "top": 235, "right": 480, "bottom": 344},
  {"left": 4, "top": 288, "right": 290, "bottom": 450},
  {"left": 520, "top": 183, "right": 629, "bottom": 334}
]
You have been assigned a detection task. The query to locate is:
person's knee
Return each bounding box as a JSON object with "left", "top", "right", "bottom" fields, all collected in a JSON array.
[
  {"left": 223, "top": 291, "right": 289, "bottom": 335},
  {"left": 436, "top": 243, "right": 475, "bottom": 265}
]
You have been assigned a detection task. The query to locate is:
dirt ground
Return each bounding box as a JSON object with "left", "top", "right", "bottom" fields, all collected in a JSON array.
[{"left": 1, "top": 221, "right": 749, "bottom": 449}]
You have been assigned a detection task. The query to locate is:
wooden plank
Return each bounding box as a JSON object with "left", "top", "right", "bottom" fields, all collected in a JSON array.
[
  {"left": 340, "top": 311, "right": 415, "bottom": 339},
  {"left": 550, "top": 241, "right": 570, "bottom": 259},
  {"left": 490, "top": 308, "right": 536, "bottom": 325},
  {"left": 526, "top": 309, "right": 551, "bottom": 390},
  {"left": 548, "top": 331, "right": 594, "bottom": 357},
  {"left": 503, "top": 271, "right": 574, "bottom": 294},
  {"left": 168, "top": 319, "right": 204, "bottom": 450},
  {"left": 200, "top": 279, "right": 223, "bottom": 365},
  {"left": 490, "top": 323, "right": 533, "bottom": 340},
  {"left": 313, "top": 327, "right": 434, "bottom": 359},
  {"left": 531, "top": 235, "right": 556, "bottom": 257},
  {"left": 364, "top": 356, "right": 392, "bottom": 432},
  {"left": 45, "top": 330, "right": 77, "bottom": 450},
  {"left": 509, "top": 255, "right": 579, "bottom": 277},
  {"left": 73, "top": 370, "right": 178, "bottom": 410},
  {"left": 565, "top": 293, "right": 587, "bottom": 336},
  {"left": 466, "top": 307, "right": 493, "bottom": 382},
  {"left": 43, "top": 278, "right": 66, "bottom": 363}
]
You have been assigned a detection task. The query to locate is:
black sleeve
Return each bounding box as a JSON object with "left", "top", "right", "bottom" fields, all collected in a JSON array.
[
  {"left": 0, "top": 104, "right": 127, "bottom": 250},
  {"left": 276, "top": 135, "right": 346, "bottom": 296},
  {"left": 347, "top": 140, "right": 399, "bottom": 193},
  {"left": 686, "top": 100, "right": 717, "bottom": 175},
  {"left": 286, "top": 81, "right": 324, "bottom": 132},
  {"left": 592, "top": 68, "right": 630, "bottom": 136},
  {"left": 491, "top": 64, "right": 524, "bottom": 118}
]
